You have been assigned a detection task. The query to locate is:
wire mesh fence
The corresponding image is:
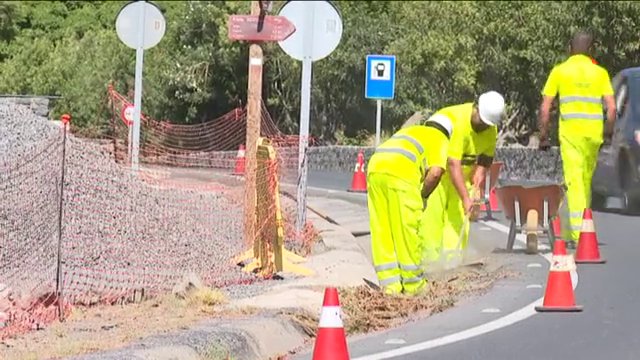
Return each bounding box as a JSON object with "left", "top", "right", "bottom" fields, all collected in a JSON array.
[{"left": 0, "top": 87, "right": 319, "bottom": 340}]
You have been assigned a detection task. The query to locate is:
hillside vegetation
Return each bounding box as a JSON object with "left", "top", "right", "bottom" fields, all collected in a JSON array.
[{"left": 1, "top": 1, "right": 639, "bottom": 145}]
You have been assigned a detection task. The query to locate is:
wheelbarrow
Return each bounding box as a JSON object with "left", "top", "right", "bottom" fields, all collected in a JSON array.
[
  {"left": 495, "top": 181, "right": 566, "bottom": 254},
  {"left": 477, "top": 161, "right": 503, "bottom": 220}
]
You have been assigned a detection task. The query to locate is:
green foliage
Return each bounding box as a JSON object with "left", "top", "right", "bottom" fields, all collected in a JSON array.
[{"left": 1, "top": 1, "right": 640, "bottom": 144}]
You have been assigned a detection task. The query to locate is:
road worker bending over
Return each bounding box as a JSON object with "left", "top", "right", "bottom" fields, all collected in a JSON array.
[
  {"left": 422, "top": 91, "right": 506, "bottom": 270},
  {"left": 367, "top": 116, "right": 454, "bottom": 296},
  {"left": 538, "top": 30, "right": 616, "bottom": 248}
]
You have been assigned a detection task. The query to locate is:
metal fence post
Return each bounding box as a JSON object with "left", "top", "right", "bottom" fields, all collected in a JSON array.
[{"left": 56, "top": 113, "right": 71, "bottom": 321}]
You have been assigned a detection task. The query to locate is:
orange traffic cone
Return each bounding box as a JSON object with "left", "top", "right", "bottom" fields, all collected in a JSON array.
[
  {"left": 347, "top": 151, "right": 367, "bottom": 193},
  {"left": 552, "top": 234, "right": 567, "bottom": 256},
  {"left": 535, "top": 240, "right": 582, "bottom": 312},
  {"left": 232, "top": 144, "right": 245, "bottom": 175},
  {"left": 575, "top": 208, "right": 606, "bottom": 264},
  {"left": 551, "top": 215, "right": 566, "bottom": 250},
  {"left": 312, "top": 287, "right": 350, "bottom": 360},
  {"left": 480, "top": 188, "right": 501, "bottom": 213}
]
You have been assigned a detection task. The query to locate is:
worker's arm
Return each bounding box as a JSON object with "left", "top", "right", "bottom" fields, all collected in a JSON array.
[
  {"left": 448, "top": 157, "right": 474, "bottom": 214},
  {"left": 471, "top": 154, "right": 493, "bottom": 198},
  {"left": 601, "top": 69, "right": 617, "bottom": 144},
  {"left": 422, "top": 166, "right": 444, "bottom": 199},
  {"left": 538, "top": 96, "right": 555, "bottom": 144},
  {"left": 538, "top": 67, "right": 558, "bottom": 150}
]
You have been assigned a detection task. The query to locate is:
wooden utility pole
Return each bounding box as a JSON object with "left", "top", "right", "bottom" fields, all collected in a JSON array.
[{"left": 244, "top": 0, "right": 263, "bottom": 249}]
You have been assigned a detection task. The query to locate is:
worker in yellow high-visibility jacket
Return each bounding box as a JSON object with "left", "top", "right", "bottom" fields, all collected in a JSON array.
[
  {"left": 422, "top": 91, "right": 506, "bottom": 269},
  {"left": 538, "top": 30, "right": 616, "bottom": 247},
  {"left": 367, "top": 116, "right": 454, "bottom": 296}
]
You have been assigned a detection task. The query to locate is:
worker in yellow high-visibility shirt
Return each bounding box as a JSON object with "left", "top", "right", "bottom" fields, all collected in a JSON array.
[
  {"left": 538, "top": 30, "right": 616, "bottom": 248},
  {"left": 367, "top": 116, "right": 454, "bottom": 296},
  {"left": 422, "top": 91, "right": 506, "bottom": 269}
]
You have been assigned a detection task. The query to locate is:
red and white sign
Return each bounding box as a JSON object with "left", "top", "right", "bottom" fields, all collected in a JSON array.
[{"left": 121, "top": 104, "right": 134, "bottom": 126}]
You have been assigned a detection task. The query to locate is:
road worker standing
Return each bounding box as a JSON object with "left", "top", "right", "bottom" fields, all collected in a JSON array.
[
  {"left": 367, "top": 116, "right": 454, "bottom": 296},
  {"left": 538, "top": 30, "right": 616, "bottom": 248},
  {"left": 422, "top": 91, "right": 506, "bottom": 269}
]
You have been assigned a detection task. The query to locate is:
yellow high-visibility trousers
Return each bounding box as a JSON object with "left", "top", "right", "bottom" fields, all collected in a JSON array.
[
  {"left": 421, "top": 174, "right": 473, "bottom": 269},
  {"left": 367, "top": 172, "right": 426, "bottom": 296},
  {"left": 558, "top": 133, "right": 602, "bottom": 242}
]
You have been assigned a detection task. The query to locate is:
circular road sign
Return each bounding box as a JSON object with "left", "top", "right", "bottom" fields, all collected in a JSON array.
[
  {"left": 121, "top": 104, "right": 135, "bottom": 126},
  {"left": 115, "top": 1, "right": 166, "bottom": 50},
  {"left": 277, "top": 1, "right": 343, "bottom": 62}
]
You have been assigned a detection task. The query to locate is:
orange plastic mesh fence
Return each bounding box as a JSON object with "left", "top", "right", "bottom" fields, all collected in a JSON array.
[{"left": 0, "top": 88, "right": 319, "bottom": 340}]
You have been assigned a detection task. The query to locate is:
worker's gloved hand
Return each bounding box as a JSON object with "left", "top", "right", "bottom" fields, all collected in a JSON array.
[{"left": 539, "top": 138, "right": 551, "bottom": 151}]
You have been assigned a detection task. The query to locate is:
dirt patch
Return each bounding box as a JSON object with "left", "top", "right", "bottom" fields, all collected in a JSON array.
[
  {"left": 0, "top": 287, "right": 255, "bottom": 360},
  {"left": 286, "top": 260, "right": 518, "bottom": 337}
]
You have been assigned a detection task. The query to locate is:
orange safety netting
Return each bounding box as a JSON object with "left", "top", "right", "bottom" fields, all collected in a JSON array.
[{"left": 0, "top": 86, "right": 319, "bottom": 340}]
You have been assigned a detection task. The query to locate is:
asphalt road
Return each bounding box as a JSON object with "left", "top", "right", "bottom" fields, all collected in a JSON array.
[{"left": 302, "top": 170, "right": 640, "bottom": 360}]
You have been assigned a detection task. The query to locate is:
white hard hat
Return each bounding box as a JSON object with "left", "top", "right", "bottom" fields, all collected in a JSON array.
[
  {"left": 478, "top": 91, "right": 506, "bottom": 126},
  {"left": 425, "top": 114, "right": 453, "bottom": 138}
]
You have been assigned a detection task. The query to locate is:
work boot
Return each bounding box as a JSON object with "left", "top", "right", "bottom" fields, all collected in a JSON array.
[{"left": 565, "top": 240, "right": 576, "bottom": 250}]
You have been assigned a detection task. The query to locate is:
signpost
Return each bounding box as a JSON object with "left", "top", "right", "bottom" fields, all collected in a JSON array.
[
  {"left": 277, "top": 0, "right": 343, "bottom": 238},
  {"left": 227, "top": 1, "right": 296, "bottom": 258},
  {"left": 121, "top": 104, "right": 134, "bottom": 126},
  {"left": 365, "top": 54, "right": 396, "bottom": 146},
  {"left": 228, "top": 15, "right": 296, "bottom": 42},
  {"left": 115, "top": 1, "right": 166, "bottom": 171}
]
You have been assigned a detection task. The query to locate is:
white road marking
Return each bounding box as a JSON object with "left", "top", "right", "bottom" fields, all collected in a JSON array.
[
  {"left": 526, "top": 284, "right": 543, "bottom": 289},
  {"left": 479, "top": 226, "right": 492, "bottom": 231},
  {"left": 481, "top": 308, "right": 501, "bottom": 313},
  {"left": 527, "top": 263, "right": 543, "bottom": 268},
  {"left": 351, "top": 219, "right": 579, "bottom": 360},
  {"left": 384, "top": 338, "right": 407, "bottom": 345}
]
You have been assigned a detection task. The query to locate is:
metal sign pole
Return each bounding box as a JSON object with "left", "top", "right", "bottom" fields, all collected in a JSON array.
[
  {"left": 295, "top": 2, "right": 315, "bottom": 237},
  {"left": 375, "top": 99, "right": 382, "bottom": 146},
  {"left": 131, "top": 1, "right": 147, "bottom": 171}
]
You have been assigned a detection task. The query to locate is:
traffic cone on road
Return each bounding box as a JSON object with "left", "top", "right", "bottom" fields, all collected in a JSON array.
[
  {"left": 551, "top": 228, "right": 567, "bottom": 256},
  {"left": 575, "top": 208, "right": 606, "bottom": 264},
  {"left": 535, "top": 240, "right": 582, "bottom": 312},
  {"left": 347, "top": 151, "right": 367, "bottom": 193},
  {"left": 551, "top": 215, "right": 567, "bottom": 250},
  {"left": 312, "top": 287, "right": 350, "bottom": 360},
  {"left": 232, "top": 144, "right": 245, "bottom": 175}
]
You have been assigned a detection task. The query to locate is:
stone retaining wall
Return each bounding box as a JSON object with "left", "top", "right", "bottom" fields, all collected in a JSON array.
[
  {"left": 0, "top": 97, "right": 50, "bottom": 118},
  {"left": 306, "top": 145, "right": 563, "bottom": 183}
]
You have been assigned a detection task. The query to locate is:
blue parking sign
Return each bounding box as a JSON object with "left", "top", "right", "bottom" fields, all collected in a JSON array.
[{"left": 365, "top": 54, "right": 396, "bottom": 100}]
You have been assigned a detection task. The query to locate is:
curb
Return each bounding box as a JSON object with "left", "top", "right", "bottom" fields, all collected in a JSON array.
[{"left": 67, "top": 311, "right": 311, "bottom": 360}]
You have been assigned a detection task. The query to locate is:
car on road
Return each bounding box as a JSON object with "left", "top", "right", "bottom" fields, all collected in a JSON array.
[{"left": 592, "top": 66, "right": 640, "bottom": 214}]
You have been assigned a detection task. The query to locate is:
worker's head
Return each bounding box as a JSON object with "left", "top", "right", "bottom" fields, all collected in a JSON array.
[
  {"left": 471, "top": 91, "right": 505, "bottom": 132},
  {"left": 569, "top": 30, "right": 594, "bottom": 56},
  {"left": 425, "top": 114, "right": 453, "bottom": 139}
]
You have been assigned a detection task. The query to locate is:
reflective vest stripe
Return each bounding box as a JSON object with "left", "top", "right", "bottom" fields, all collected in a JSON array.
[
  {"left": 374, "top": 262, "right": 398, "bottom": 272},
  {"left": 379, "top": 275, "right": 402, "bottom": 286},
  {"left": 376, "top": 262, "right": 421, "bottom": 272},
  {"left": 374, "top": 148, "right": 417, "bottom": 163},
  {"left": 559, "top": 96, "right": 602, "bottom": 104},
  {"left": 399, "top": 263, "right": 421, "bottom": 271},
  {"left": 401, "top": 275, "right": 424, "bottom": 284},
  {"left": 391, "top": 134, "right": 425, "bottom": 155},
  {"left": 561, "top": 113, "right": 603, "bottom": 120}
]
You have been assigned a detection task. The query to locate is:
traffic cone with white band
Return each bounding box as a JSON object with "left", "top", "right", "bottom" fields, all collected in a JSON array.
[
  {"left": 312, "top": 287, "right": 350, "bottom": 360},
  {"left": 535, "top": 240, "right": 582, "bottom": 312},
  {"left": 575, "top": 208, "right": 606, "bottom": 264}
]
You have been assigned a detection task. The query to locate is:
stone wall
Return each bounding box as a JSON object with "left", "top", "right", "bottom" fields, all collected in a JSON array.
[
  {"left": 0, "top": 97, "right": 50, "bottom": 118},
  {"left": 305, "top": 145, "right": 563, "bottom": 183}
]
